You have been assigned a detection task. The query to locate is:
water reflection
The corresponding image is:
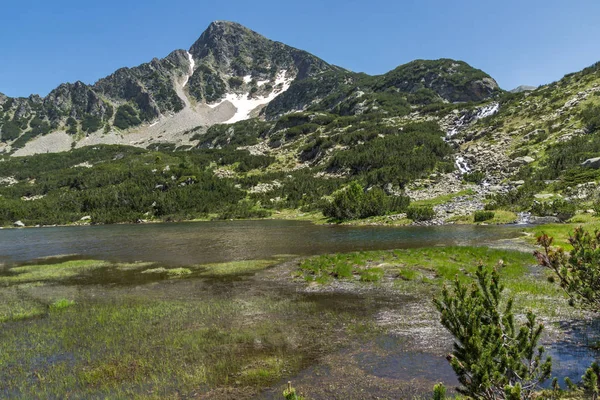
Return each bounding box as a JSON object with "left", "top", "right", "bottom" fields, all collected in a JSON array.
[{"left": 0, "top": 220, "right": 525, "bottom": 265}]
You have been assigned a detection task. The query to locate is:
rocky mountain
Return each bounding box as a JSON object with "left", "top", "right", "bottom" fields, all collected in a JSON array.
[
  {"left": 509, "top": 85, "right": 537, "bottom": 93},
  {"left": 1, "top": 21, "right": 600, "bottom": 227},
  {"left": 0, "top": 21, "right": 500, "bottom": 156}
]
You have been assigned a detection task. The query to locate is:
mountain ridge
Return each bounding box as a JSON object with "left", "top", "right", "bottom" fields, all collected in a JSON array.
[
  {"left": 0, "top": 20, "right": 500, "bottom": 155},
  {"left": 0, "top": 25, "right": 599, "bottom": 227}
]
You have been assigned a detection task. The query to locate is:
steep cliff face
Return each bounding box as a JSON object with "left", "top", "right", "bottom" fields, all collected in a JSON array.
[
  {"left": 93, "top": 49, "right": 190, "bottom": 119},
  {"left": 44, "top": 81, "right": 112, "bottom": 120},
  {"left": 186, "top": 21, "right": 340, "bottom": 104}
]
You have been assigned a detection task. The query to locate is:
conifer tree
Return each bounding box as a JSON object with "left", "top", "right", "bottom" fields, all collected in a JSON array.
[{"left": 434, "top": 265, "right": 552, "bottom": 399}]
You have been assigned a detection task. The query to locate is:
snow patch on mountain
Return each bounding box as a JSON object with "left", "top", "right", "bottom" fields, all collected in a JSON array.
[
  {"left": 209, "top": 70, "right": 294, "bottom": 124},
  {"left": 182, "top": 52, "right": 195, "bottom": 88}
]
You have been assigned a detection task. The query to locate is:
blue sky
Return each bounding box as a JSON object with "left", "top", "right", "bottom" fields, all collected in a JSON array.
[{"left": 2, "top": 0, "right": 599, "bottom": 97}]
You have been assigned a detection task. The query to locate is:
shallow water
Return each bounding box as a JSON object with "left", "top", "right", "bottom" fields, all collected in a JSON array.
[
  {"left": 0, "top": 220, "right": 525, "bottom": 265},
  {"left": 547, "top": 319, "right": 600, "bottom": 386},
  {"left": 4, "top": 220, "right": 592, "bottom": 398}
]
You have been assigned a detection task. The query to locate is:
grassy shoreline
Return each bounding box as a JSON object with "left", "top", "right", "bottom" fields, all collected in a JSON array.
[{"left": 0, "top": 223, "right": 590, "bottom": 398}]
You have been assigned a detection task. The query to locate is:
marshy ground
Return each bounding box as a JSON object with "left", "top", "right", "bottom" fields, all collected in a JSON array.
[{"left": 0, "top": 243, "right": 597, "bottom": 399}]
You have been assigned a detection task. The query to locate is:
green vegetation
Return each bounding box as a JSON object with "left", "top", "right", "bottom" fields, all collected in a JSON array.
[
  {"left": 141, "top": 267, "right": 192, "bottom": 277},
  {"left": 299, "top": 252, "right": 385, "bottom": 284},
  {"left": 322, "top": 181, "right": 409, "bottom": 221},
  {"left": 434, "top": 265, "right": 551, "bottom": 399},
  {"left": 0, "top": 257, "right": 376, "bottom": 398},
  {"left": 327, "top": 121, "right": 453, "bottom": 186},
  {"left": 197, "top": 119, "right": 272, "bottom": 148},
  {"left": 283, "top": 382, "right": 305, "bottom": 400},
  {"left": 536, "top": 227, "right": 600, "bottom": 311},
  {"left": 81, "top": 114, "right": 102, "bottom": 133},
  {"left": 474, "top": 210, "right": 495, "bottom": 222},
  {"left": 50, "top": 298, "right": 76, "bottom": 311},
  {"left": 66, "top": 116, "right": 78, "bottom": 135},
  {"left": 1, "top": 119, "right": 22, "bottom": 141},
  {"left": 535, "top": 228, "right": 600, "bottom": 398},
  {"left": 113, "top": 104, "right": 142, "bottom": 129},
  {"left": 463, "top": 171, "right": 486, "bottom": 184},
  {"left": 198, "top": 259, "right": 280, "bottom": 276},
  {"left": 0, "top": 145, "right": 279, "bottom": 225},
  {"left": 0, "top": 260, "right": 110, "bottom": 285},
  {"left": 297, "top": 246, "right": 570, "bottom": 319},
  {"left": 406, "top": 205, "right": 436, "bottom": 221}
]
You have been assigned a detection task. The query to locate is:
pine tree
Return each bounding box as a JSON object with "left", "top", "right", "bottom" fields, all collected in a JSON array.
[
  {"left": 434, "top": 265, "right": 552, "bottom": 399},
  {"left": 535, "top": 228, "right": 600, "bottom": 397}
]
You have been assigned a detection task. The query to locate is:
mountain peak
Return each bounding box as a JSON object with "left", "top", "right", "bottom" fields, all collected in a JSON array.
[
  {"left": 377, "top": 58, "right": 500, "bottom": 102},
  {"left": 189, "top": 20, "right": 266, "bottom": 60}
]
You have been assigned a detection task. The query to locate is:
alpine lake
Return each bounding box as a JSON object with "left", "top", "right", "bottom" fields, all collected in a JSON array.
[{"left": 0, "top": 220, "right": 597, "bottom": 399}]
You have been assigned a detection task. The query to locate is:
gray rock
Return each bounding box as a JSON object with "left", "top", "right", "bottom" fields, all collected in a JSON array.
[
  {"left": 581, "top": 157, "right": 600, "bottom": 169},
  {"left": 530, "top": 216, "right": 561, "bottom": 224},
  {"left": 522, "top": 156, "right": 535, "bottom": 164},
  {"left": 510, "top": 85, "right": 537, "bottom": 93}
]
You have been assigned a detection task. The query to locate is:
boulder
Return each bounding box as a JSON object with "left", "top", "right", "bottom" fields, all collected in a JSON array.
[
  {"left": 530, "top": 216, "right": 561, "bottom": 225},
  {"left": 509, "top": 157, "right": 534, "bottom": 168},
  {"left": 13, "top": 220, "right": 25, "bottom": 227},
  {"left": 581, "top": 157, "right": 600, "bottom": 169},
  {"left": 522, "top": 156, "right": 535, "bottom": 164}
]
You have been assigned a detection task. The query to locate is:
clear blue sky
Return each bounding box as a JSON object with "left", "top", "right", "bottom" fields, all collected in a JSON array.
[{"left": 2, "top": 0, "right": 600, "bottom": 97}]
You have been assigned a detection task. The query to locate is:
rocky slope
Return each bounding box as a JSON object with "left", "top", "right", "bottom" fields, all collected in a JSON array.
[
  {"left": 0, "top": 21, "right": 499, "bottom": 156},
  {"left": 3, "top": 21, "right": 599, "bottom": 227}
]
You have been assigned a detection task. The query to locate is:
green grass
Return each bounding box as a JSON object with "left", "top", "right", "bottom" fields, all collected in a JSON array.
[
  {"left": 0, "top": 260, "right": 110, "bottom": 285},
  {"left": 298, "top": 246, "right": 574, "bottom": 320},
  {"left": 300, "top": 252, "right": 383, "bottom": 283},
  {"left": 0, "top": 288, "right": 47, "bottom": 322},
  {"left": 268, "top": 209, "right": 328, "bottom": 224},
  {"left": 524, "top": 214, "right": 600, "bottom": 248},
  {"left": 49, "top": 298, "right": 75, "bottom": 311},
  {"left": 0, "top": 246, "right": 583, "bottom": 398},
  {"left": 0, "top": 279, "right": 374, "bottom": 398},
  {"left": 198, "top": 259, "right": 281, "bottom": 276}
]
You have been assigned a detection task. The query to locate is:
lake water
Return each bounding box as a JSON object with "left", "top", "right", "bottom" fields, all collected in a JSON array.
[
  {"left": 0, "top": 220, "right": 597, "bottom": 396},
  {"left": 0, "top": 220, "right": 525, "bottom": 265}
]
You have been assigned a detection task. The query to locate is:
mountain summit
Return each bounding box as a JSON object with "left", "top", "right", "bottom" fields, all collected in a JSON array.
[{"left": 0, "top": 21, "right": 500, "bottom": 155}]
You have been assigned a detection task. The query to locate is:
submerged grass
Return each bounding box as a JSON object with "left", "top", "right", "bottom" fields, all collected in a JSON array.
[
  {"left": 0, "top": 257, "right": 376, "bottom": 399},
  {"left": 198, "top": 259, "right": 279, "bottom": 276},
  {"left": 0, "top": 260, "right": 110, "bottom": 286},
  {"left": 0, "top": 242, "right": 583, "bottom": 398},
  {"left": 299, "top": 246, "right": 575, "bottom": 320},
  {"left": 141, "top": 267, "right": 192, "bottom": 277}
]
